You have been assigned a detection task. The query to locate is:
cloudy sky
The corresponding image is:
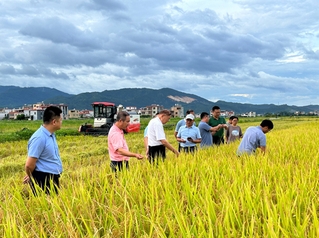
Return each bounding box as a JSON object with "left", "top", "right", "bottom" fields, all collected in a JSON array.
[{"left": 1, "top": 0, "right": 318, "bottom": 106}]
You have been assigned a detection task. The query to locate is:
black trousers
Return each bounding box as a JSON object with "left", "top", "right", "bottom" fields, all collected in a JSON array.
[
  {"left": 213, "top": 136, "right": 224, "bottom": 146},
  {"left": 181, "top": 146, "right": 197, "bottom": 153},
  {"left": 148, "top": 145, "right": 166, "bottom": 164},
  {"left": 30, "top": 170, "right": 60, "bottom": 195},
  {"left": 110, "top": 160, "right": 129, "bottom": 173}
]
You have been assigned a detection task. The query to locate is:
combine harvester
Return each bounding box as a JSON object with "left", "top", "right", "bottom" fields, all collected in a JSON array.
[{"left": 79, "top": 102, "right": 140, "bottom": 135}]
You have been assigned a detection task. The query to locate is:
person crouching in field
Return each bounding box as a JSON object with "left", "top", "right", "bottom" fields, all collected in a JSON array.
[
  {"left": 108, "top": 111, "right": 144, "bottom": 172},
  {"left": 24, "top": 106, "right": 63, "bottom": 195},
  {"left": 226, "top": 116, "right": 243, "bottom": 143},
  {"left": 237, "top": 119, "right": 274, "bottom": 156}
]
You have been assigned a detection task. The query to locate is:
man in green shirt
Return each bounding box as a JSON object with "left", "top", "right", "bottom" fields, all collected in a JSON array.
[{"left": 208, "top": 106, "right": 227, "bottom": 145}]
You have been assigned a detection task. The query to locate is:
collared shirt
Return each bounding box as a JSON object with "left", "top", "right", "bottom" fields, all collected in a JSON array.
[
  {"left": 28, "top": 125, "right": 63, "bottom": 175},
  {"left": 147, "top": 117, "right": 166, "bottom": 146},
  {"left": 208, "top": 116, "right": 226, "bottom": 138},
  {"left": 108, "top": 124, "right": 129, "bottom": 161},
  {"left": 237, "top": 126, "right": 266, "bottom": 155},
  {"left": 177, "top": 125, "right": 201, "bottom": 147}
]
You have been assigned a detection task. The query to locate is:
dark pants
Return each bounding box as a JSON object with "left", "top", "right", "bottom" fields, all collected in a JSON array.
[
  {"left": 181, "top": 146, "right": 197, "bottom": 153},
  {"left": 178, "top": 143, "right": 181, "bottom": 152},
  {"left": 148, "top": 145, "right": 166, "bottom": 164},
  {"left": 213, "top": 136, "right": 224, "bottom": 146},
  {"left": 110, "top": 160, "right": 129, "bottom": 173},
  {"left": 30, "top": 170, "right": 60, "bottom": 195}
]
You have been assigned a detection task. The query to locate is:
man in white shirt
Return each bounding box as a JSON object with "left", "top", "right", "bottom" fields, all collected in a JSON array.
[{"left": 147, "top": 109, "right": 179, "bottom": 163}]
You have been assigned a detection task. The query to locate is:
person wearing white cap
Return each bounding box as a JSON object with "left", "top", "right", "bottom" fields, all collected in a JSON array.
[
  {"left": 174, "top": 109, "right": 196, "bottom": 152},
  {"left": 176, "top": 114, "right": 201, "bottom": 153}
]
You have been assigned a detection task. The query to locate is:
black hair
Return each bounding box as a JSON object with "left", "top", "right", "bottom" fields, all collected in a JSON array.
[
  {"left": 116, "top": 111, "right": 130, "bottom": 121},
  {"left": 186, "top": 109, "right": 194, "bottom": 114},
  {"left": 231, "top": 116, "right": 238, "bottom": 120},
  {"left": 200, "top": 112, "right": 209, "bottom": 119},
  {"left": 43, "top": 106, "right": 62, "bottom": 124},
  {"left": 212, "top": 106, "right": 220, "bottom": 111},
  {"left": 260, "top": 119, "right": 274, "bottom": 129}
]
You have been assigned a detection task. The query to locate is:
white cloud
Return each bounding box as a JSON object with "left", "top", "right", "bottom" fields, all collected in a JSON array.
[
  {"left": 0, "top": 0, "right": 318, "bottom": 106},
  {"left": 229, "top": 94, "right": 253, "bottom": 98}
]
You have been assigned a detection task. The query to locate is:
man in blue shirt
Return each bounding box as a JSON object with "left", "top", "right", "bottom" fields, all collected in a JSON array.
[
  {"left": 24, "top": 106, "right": 63, "bottom": 195},
  {"left": 198, "top": 112, "right": 223, "bottom": 147},
  {"left": 174, "top": 109, "right": 196, "bottom": 152},
  {"left": 176, "top": 114, "right": 201, "bottom": 153},
  {"left": 237, "top": 119, "right": 274, "bottom": 156}
]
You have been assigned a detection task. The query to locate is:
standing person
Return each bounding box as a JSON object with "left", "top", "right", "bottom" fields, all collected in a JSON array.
[
  {"left": 176, "top": 114, "right": 201, "bottom": 153},
  {"left": 147, "top": 109, "right": 179, "bottom": 164},
  {"left": 174, "top": 109, "right": 196, "bottom": 152},
  {"left": 198, "top": 112, "right": 223, "bottom": 148},
  {"left": 226, "top": 116, "right": 235, "bottom": 127},
  {"left": 144, "top": 113, "right": 159, "bottom": 157},
  {"left": 226, "top": 116, "right": 243, "bottom": 143},
  {"left": 24, "top": 106, "right": 63, "bottom": 195},
  {"left": 143, "top": 125, "right": 149, "bottom": 157},
  {"left": 208, "top": 106, "right": 227, "bottom": 145},
  {"left": 108, "top": 111, "right": 143, "bottom": 172},
  {"left": 237, "top": 119, "right": 274, "bottom": 156}
]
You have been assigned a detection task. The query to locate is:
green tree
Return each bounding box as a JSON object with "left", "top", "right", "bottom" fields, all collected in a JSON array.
[{"left": 16, "top": 114, "right": 26, "bottom": 120}]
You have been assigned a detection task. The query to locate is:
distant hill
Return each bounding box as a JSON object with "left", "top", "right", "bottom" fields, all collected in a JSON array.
[
  {"left": 0, "top": 86, "right": 72, "bottom": 108},
  {"left": 46, "top": 87, "right": 213, "bottom": 112},
  {"left": 1, "top": 86, "right": 319, "bottom": 114}
]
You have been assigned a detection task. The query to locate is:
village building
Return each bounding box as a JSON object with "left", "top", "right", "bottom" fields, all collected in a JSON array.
[
  {"left": 68, "top": 109, "right": 80, "bottom": 119},
  {"left": 241, "top": 111, "right": 256, "bottom": 117},
  {"left": 170, "top": 104, "right": 184, "bottom": 118},
  {"left": 139, "top": 104, "right": 164, "bottom": 116}
]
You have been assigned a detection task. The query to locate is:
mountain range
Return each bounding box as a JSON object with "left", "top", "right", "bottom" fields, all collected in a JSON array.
[{"left": 1, "top": 86, "right": 318, "bottom": 115}]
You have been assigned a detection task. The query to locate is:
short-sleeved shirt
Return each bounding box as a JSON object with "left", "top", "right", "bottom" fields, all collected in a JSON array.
[
  {"left": 147, "top": 117, "right": 166, "bottom": 146},
  {"left": 177, "top": 125, "right": 201, "bottom": 147},
  {"left": 237, "top": 126, "right": 266, "bottom": 155},
  {"left": 108, "top": 124, "right": 129, "bottom": 161},
  {"left": 144, "top": 126, "right": 148, "bottom": 138},
  {"left": 28, "top": 125, "right": 63, "bottom": 175},
  {"left": 208, "top": 116, "right": 226, "bottom": 138},
  {"left": 198, "top": 121, "right": 213, "bottom": 147},
  {"left": 227, "top": 125, "right": 242, "bottom": 143},
  {"left": 175, "top": 119, "right": 196, "bottom": 132}
]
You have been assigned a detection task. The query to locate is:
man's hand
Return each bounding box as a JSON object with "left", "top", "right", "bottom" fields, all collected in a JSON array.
[
  {"left": 23, "top": 175, "right": 30, "bottom": 184},
  {"left": 221, "top": 124, "right": 228, "bottom": 129},
  {"left": 135, "top": 154, "right": 144, "bottom": 160}
]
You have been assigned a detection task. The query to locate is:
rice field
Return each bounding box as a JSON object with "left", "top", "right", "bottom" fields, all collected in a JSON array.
[{"left": 0, "top": 117, "right": 319, "bottom": 237}]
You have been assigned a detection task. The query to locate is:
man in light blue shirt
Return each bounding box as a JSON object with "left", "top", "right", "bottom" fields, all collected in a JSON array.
[
  {"left": 24, "top": 106, "right": 63, "bottom": 195},
  {"left": 174, "top": 109, "right": 196, "bottom": 152},
  {"left": 237, "top": 119, "right": 274, "bottom": 156},
  {"left": 177, "top": 114, "right": 201, "bottom": 153}
]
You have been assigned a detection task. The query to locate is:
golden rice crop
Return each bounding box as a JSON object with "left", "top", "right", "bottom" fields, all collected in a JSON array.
[{"left": 0, "top": 117, "right": 319, "bottom": 237}]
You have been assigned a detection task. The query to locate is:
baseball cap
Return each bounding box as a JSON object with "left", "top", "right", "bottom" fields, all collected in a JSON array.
[{"left": 185, "top": 114, "right": 194, "bottom": 120}]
